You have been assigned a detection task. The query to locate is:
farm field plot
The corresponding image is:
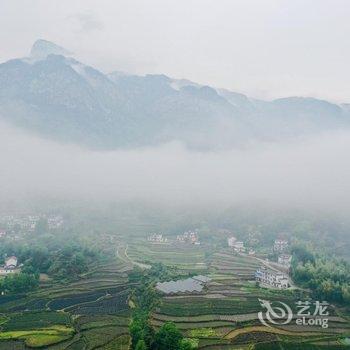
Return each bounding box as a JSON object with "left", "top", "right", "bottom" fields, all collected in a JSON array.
[
  {"left": 152, "top": 264, "right": 350, "bottom": 350},
  {"left": 125, "top": 240, "right": 208, "bottom": 271},
  {"left": 69, "top": 290, "right": 129, "bottom": 315},
  {"left": 1, "top": 243, "right": 349, "bottom": 350},
  {"left": 0, "top": 311, "right": 74, "bottom": 348},
  {"left": 0, "top": 257, "right": 132, "bottom": 350},
  {"left": 210, "top": 252, "right": 260, "bottom": 279}
]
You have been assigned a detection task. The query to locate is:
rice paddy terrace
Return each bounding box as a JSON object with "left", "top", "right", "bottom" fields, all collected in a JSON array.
[
  {"left": 143, "top": 243, "right": 350, "bottom": 349},
  {"left": 0, "top": 238, "right": 349, "bottom": 349},
  {"left": 0, "top": 255, "right": 134, "bottom": 349}
]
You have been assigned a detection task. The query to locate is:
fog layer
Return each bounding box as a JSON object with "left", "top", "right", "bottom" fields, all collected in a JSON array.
[{"left": 1, "top": 123, "right": 349, "bottom": 212}]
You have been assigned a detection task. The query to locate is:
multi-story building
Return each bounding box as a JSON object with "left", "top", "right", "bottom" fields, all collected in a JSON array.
[
  {"left": 255, "top": 266, "right": 289, "bottom": 289},
  {"left": 227, "top": 236, "right": 237, "bottom": 247}
]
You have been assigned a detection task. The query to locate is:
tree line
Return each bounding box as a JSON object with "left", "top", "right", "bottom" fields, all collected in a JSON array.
[
  {"left": 0, "top": 226, "right": 108, "bottom": 294},
  {"left": 291, "top": 244, "right": 350, "bottom": 304},
  {"left": 129, "top": 264, "right": 196, "bottom": 350}
]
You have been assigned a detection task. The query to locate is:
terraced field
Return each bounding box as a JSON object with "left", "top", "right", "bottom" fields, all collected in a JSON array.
[
  {"left": 1, "top": 241, "right": 349, "bottom": 349},
  {"left": 0, "top": 256, "right": 133, "bottom": 349},
  {"left": 125, "top": 240, "right": 208, "bottom": 272},
  {"left": 210, "top": 251, "right": 260, "bottom": 279},
  {"left": 150, "top": 247, "right": 350, "bottom": 349}
]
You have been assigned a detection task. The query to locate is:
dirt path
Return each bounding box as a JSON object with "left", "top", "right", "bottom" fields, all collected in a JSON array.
[{"left": 116, "top": 244, "right": 151, "bottom": 270}]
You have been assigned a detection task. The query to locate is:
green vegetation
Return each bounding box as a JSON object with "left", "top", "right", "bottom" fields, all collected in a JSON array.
[
  {"left": 0, "top": 229, "right": 108, "bottom": 283},
  {"left": 291, "top": 244, "right": 350, "bottom": 304},
  {"left": 254, "top": 341, "right": 350, "bottom": 349},
  {"left": 0, "top": 326, "right": 74, "bottom": 347},
  {"left": 129, "top": 264, "right": 198, "bottom": 350},
  {"left": 1, "top": 209, "right": 350, "bottom": 349},
  {"left": 189, "top": 328, "right": 218, "bottom": 338},
  {"left": 0, "top": 273, "right": 39, "bottom": 294},
  {"left": 2, "top": 311, "right": 70, "bottom": 331}
]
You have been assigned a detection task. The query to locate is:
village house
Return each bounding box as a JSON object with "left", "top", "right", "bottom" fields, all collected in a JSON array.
[
  {"left": 5, "top": 256, "right": 17, "bottom": 268},
  {"left": 0, "top": 229, "right": 6, "bottom": 238},
  {"left": 228, "top": 237, "right": 245, "bottom": 252},
  {"left": 47, "top": 215, "right": 64, "bottom": 229},
  {"left": 273, "top": 238, "right": 289, "bottom": 252},
  {"left": 0, "top": 256, "right": 19, "bottom": 275},
  {"left": 278, "top": 254, "right": 292, "bottom": 268},
  {"left": 148, "top": 233, "right": 168, "bottom": 243},
  {"left": 177, "top": 230, "right": 200, "bottom": 245},
  {"left": 227, "top": 236, "right": 237, "bottom": 247},
  {"left": 255, "top": 266, "right": 289, "bottom": 289},
  {"left": 232, "top": 241, "right": 245, "bottom": 253}
]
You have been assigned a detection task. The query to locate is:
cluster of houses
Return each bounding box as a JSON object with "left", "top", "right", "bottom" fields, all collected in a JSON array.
[
  {"left": 147, "top": 230, "right": 201, "bottom": 245},
  {"left": 47, "top": 215, "right": 64, "bottom": 229},
  {"left": 148, "top": 233, "right": 168, "bottom": 243},
  {"left": 227, "top": 236, "right": 256, "bottom": 254},
  {"left": 254, "top": 238, "right": 292, "bottom": 289},
  {"left": 0, "top": 215, "right": 40, "bottom": 232},
  {"left": 177, "top": 230, "right": 200, "bottom": 245},
  {"left": 0, "top": 256, "right": 20, "bottom": 276},
  {"left": 226, "top": 233, "right": 292, "bottom": 289},
  {"left": 0, "top": 214, "right": 64, "bottom": 234}
]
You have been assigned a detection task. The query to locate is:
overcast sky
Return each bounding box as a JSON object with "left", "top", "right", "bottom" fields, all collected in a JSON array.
[{"left": 1, "top": 0, "right": 349, "bottom": 102}]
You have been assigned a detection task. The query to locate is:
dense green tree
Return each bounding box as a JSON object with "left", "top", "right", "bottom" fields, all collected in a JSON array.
[
  {"left": 153, "top": 322, "right": 183, "bottom": 350},
  {"left": 135, "top": 340, "right": 148, "bottom": 350},
  {"left": 130, "top": 318, "right": 144, "bottom": 349},
  {"left": 0, "top": 273, "right": 39, "bottom": 294},
  {"left": 291, "top": 245, "right": 350, "bottom": 304},
  {"left": 179, "top": 339, "right": 194, "bottom": 350}
]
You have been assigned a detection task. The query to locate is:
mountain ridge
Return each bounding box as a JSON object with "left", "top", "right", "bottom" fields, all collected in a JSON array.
[{"left": 0, "top": 40, "right": 348, "bottom": 150}]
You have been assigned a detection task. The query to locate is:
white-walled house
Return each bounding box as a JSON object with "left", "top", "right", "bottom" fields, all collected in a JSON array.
[
  {"left": 0, "top": 256, "right": 19, "bottom": 275},
  {"left": 278, "top": 254, "right": 292, "bottom": 268},
  {"left": 5, "top": 256, "right": 18, "bottom": 268},
  {"left": 273, "top": 239, "right": 289, "bottom": 252},
  {"left": 227, "top": 236, "right": 237, "bottom": 247}
]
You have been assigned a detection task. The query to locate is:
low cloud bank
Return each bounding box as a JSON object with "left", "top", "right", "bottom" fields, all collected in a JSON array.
[{"left": 0, "top": 123, "right": 349, "bottom": 213}]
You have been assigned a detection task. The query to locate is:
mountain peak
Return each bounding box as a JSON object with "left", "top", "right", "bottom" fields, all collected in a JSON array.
[{"left": 30, "top": 39, "right": 72, "bottom": 59}]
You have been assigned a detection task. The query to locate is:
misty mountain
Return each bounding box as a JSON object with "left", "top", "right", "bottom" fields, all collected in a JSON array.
[{"left": 0, "top": 40, "right": 349, "bottom": 150}]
